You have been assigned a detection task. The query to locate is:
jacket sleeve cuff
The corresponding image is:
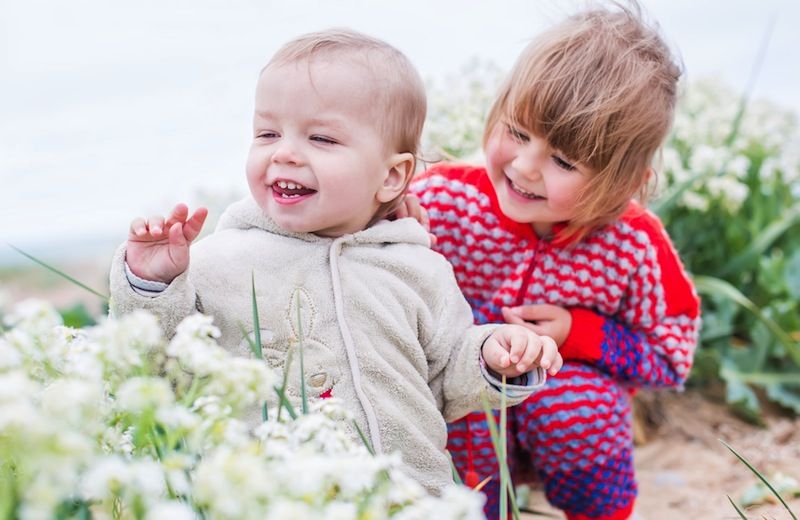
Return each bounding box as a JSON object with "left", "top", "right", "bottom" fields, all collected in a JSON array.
[
  {"left": 479, "top": 355, "right": 545, "bottom": 398},
  {"left": 125, "top": 261, "right": 168, "bottom": 297},
  {"left": 560, "top": 307, "right": 604, "bottom": 362}
]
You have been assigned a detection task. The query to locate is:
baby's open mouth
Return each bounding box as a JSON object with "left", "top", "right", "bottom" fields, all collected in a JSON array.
[
  {"left": 272, "top": 180, "right": 317, "bottom": 199},
  {"left": 508, "top": 178, "right": 545, "bottom": 200}
]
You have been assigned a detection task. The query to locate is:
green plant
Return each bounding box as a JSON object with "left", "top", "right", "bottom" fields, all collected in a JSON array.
[
  {"left": 657, "top": 78, "right": 800, "bottom": 421},
  {"left": 721, "top": 439, "right": 797, "bottom": 519}
]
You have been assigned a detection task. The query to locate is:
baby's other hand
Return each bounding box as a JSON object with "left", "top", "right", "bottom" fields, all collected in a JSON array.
[
  {"left": 126, "top": 203, "right": 208, "bottom": 284},
  {"left": 392, "top": 193, "right": 437, "bottom": 246},
  {"left": 482, "top": 325, "right": 562, "bottom": 378},
  {"left": 501, "top": 304, "right": 572, "bottom": 347}
]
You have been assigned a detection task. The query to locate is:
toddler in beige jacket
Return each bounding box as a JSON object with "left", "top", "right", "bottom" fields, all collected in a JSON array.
[{"left": 110, "top": 28, "right": 562, "bottom": 493}]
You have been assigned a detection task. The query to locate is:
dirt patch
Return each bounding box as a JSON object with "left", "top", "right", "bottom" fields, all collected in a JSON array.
[{"left": 523, "top": 390, "right": 800, "bottom": 519}]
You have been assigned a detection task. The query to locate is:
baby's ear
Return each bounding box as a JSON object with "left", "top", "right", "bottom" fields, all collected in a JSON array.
[{"left": 377, "top": 152, "right": 415, "bottom": 203}]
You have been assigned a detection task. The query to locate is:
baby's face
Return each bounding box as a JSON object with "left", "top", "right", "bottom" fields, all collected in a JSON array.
[{"left": 246, "top": 58, "right": 393, "bottom": 237}]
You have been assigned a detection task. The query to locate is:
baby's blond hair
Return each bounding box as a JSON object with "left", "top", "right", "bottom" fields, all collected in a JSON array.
[{"left": 485, "top": 2, "right": 681, "bottom": 241}]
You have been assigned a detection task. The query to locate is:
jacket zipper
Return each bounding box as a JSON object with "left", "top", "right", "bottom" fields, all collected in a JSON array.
[{"left": 514, "top": 238, "right": 546, "bottom": 307}]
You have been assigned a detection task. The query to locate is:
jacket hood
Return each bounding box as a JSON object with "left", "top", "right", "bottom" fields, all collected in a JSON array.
[{"left": 216, "top": 197, "right": 431, "bottom": 248}]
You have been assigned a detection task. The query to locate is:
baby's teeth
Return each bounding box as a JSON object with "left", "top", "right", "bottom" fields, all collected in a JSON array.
[{"left": 288, "top": 182, "right": 297, "bottom": 190}]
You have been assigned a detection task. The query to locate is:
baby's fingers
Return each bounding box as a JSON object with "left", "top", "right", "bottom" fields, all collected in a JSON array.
[
  {"left": 482, "top": 339, "right": 511, "bottom": 370},
  {"left": 537, "top": 336, "right": 562, "bottom": 376},
  {"left": 182, "top": 207, "right": 208, "bottom": 243},
  {"left": 164, "top": 203, "right": 190, "bottom": 229},
  {"left": 147, "top": 214, "right": 166, "bottom": 236},
  {"left": 129, "top": 217, "right": 149, "bottom": 238}
]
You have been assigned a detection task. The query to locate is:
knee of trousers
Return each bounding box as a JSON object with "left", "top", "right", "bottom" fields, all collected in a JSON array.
[{"left": 512, "top": 363, "right": 634, "bottom": 474}]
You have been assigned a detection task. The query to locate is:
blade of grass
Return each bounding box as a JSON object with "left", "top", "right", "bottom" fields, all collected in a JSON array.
[
  {"left": 273, "top": 385, "right": 297, "bottom": 420},
  {"left": 480, "top": 390, "right": 521, "bottom": 520},
  {"left": 694, "top": 275, "right": 800, "bottom": 366},
  {"left": 9, "top": 245, "right": 108, "bottom": 301},
  {"left": 295, "top": 293, "right": 308, "bottom": 415},
  {"left": 446, "top": 450, "right": 463, "bottom": 485},
  {"left": 500, "top": 375, "right": 508, "bottom": 520},
  {"left": 353, "top": 420, "right": 375, "bottom": 456},
  {"left": 250, "top": 272, "right": 263, "bottom": 359},
  {"left": 726, "top": 495, "right": 749, "bottom": 520},
  {"left": 720, "top": 439, "right": 797, "bottom": 519},
  {"left": 250, "top": 273, "right": 268, "bottom": 422}
]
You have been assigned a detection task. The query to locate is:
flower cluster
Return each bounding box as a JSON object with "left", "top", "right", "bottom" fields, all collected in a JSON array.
[
  {"left": 0, "top": 299, "right": 484, "bottom": 519},
  {"left": 664, "top": 78, "right": 800, "bottom": 213}
]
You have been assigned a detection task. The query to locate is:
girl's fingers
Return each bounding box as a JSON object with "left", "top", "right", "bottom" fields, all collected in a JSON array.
[{"left": 502, "top": 306, "right": 525, "bottom": 325}]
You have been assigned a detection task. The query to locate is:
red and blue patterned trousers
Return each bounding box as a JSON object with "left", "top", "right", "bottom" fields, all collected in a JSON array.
[{"left": 448, "top": 363, "right": 636, "bottom": 520}]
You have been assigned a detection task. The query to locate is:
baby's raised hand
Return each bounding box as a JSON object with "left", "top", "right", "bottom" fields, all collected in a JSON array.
[
  {"left": 481, "top": 325, "right": 562, "bottom": 378},
  {"left": 126, "top": 203, "right": 208, "bottom": 284}
]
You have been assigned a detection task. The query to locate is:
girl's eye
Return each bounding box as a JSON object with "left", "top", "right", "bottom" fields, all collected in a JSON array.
[
  {"left": 553, "top": 155, "right": 576, "bottom": 171},
  {"left": 310, "top": 135, "right": 338, "bottom": 145},
  {"left": 506, "top": 124, "right": 530, "bottom": 143},
  {"left": 257, "top": 131, "right": 279, "bottom": 139}
]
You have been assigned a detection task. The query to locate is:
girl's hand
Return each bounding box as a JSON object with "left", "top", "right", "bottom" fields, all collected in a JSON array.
[
  {"left": 481, "top": 325, "right": 562, "bottom": 378},
  {"left": 126, "top": 203, "right": 208, "bottom": 284},
  {"left": 501, "top": 304, "right": 572, "bottom": 347},
  {"left": 393, "top": 194, "right": 437, "bottom": 246}
]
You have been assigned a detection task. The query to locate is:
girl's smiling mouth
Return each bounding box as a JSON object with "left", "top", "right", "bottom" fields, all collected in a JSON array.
[{"left": 506, "top": 176, "right": 546, "bottom": 200}]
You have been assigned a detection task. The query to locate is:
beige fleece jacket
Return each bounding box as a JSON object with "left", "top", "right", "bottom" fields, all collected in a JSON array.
[{"left": 110, "top": 197, "right": 544, "bottom": 493}]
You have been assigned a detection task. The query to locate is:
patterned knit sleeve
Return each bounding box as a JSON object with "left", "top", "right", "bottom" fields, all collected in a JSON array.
[{"left": 559, "top": 210, "right": 701, "bottom": 388}]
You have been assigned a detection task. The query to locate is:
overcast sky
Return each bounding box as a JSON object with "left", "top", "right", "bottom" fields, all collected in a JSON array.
[{"left": 1, "top": 0, "right": 798, "bottom": 261}]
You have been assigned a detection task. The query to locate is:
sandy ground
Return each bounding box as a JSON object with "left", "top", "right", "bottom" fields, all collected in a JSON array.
[
  {"left": 522, "top": 390, "right": 800, "bottom": 520},
  {"left": 3, "top": 261, "right": 799, "bottom": 519}
]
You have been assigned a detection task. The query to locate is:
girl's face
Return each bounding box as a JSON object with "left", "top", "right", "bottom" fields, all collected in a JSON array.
[{"left": 484, "top": 121, "right": 592, "bottom": 237}]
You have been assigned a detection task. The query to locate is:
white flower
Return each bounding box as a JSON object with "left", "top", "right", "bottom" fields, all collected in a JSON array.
[
  {"left": 116, "top": 377, "right": 175, "bottom": 413},
  {"left": 2, "top": 299, "right": 62, "bottom": 334},
  {"left": 680, "top": 190, "right": 710, "bottom": 212},
  {"left": 40, "top": 378, "right": 106, "bottom": 428},
  {"left": 707, "top": 176, "right": 749, "bottom": 212},
  {"left": 146, "top": 501, "right": 197, "bottom": 520},
  {"left": 81, "top": 455, "right": 132, "bottom": 500}
]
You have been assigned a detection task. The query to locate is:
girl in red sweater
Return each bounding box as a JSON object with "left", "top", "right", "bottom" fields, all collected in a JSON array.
[{"left": 407, "top": 4, "right": 700, "bottom": 519}]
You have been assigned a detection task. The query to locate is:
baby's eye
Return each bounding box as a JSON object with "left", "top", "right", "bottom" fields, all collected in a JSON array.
[
  {"left": 553, "top": 155, "right": 576, "bottom": 171},
  {"left": 506, "top": 124, "right": 530, "bottom": 143},
  {"left": 310, "top": 135, "right": 338, "bottom": 145},
  {"left": 257, "top": 131, "right": 279, "bottom": 139}
]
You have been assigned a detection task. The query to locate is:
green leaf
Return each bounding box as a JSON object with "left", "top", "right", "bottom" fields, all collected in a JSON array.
[
  {"left": 722, "top": 375, "right": 763, "bottom": 425},
  {"left": 58, "top": 303, "right": 97, "bottom": 328},
  {"left": 694, "top": 276, "right": 800, "bottom": 366},
  {"left": 785, "top": 249, "right": 800, "bottom": 300},
  {"left": 719, "top": 205, "right": 800, "bottom": 278},
  {"left": 765, "top": 384, "right": 800, "bottom": 415}
]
